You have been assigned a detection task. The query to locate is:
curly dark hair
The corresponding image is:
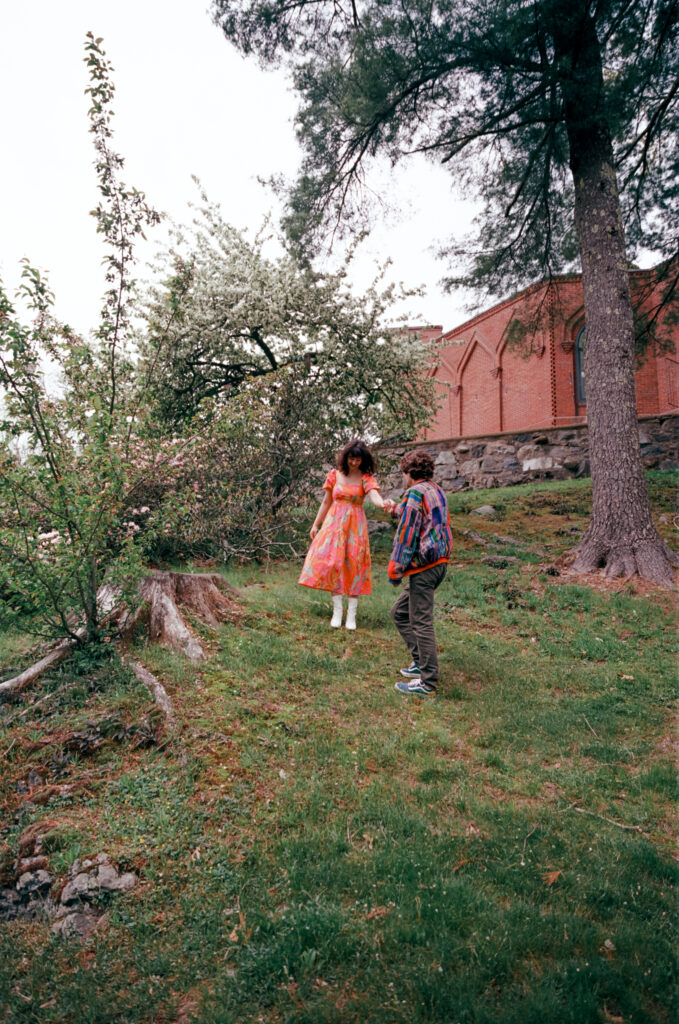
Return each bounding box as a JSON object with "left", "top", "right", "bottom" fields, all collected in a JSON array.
[
  {"left": 338, "top": 439, "right": 376, "bottom": 476},
  {"left": 400, "top": 449, "right": 435, "bottom": 481}
]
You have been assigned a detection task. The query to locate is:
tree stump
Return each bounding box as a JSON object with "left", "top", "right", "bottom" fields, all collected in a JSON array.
[{"left": 128, "top": 570, "right": 242, "bottom": 661}]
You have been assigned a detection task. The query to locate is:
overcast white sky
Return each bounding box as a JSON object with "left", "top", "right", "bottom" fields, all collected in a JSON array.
[{"left": 0, "top": 0, "right": 478, "bottom": 338}]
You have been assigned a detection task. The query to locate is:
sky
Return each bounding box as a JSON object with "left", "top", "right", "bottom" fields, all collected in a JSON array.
[{"left": 0, "top": 0, "right": 478, "bottom": 338}]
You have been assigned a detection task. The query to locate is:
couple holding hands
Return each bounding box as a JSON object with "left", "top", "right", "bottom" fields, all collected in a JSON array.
[{"left": 298, "top": 440, "right": 452, "bottom": 696}]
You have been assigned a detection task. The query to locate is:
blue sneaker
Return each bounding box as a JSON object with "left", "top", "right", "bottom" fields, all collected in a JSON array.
[
  {"left": 400, "top": 662, "right": 421, "bottom": 678},
  {"left": 395, "top": 679, "right": 436, "bottom": 696}
]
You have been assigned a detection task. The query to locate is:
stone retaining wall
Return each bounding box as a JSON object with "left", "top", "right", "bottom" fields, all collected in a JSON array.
[{"left": 379, "top": 414, "right": 678, "bottom": 497}]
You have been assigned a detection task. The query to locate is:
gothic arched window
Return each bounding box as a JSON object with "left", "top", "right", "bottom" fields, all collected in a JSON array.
[{"left": 575, "top": 325, "right": 586, "bottom": 404}]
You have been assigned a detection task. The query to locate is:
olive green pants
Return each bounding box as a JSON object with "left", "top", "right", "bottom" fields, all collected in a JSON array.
[{"left": 390, "top": 563, "right": 447, "bottom": 688}]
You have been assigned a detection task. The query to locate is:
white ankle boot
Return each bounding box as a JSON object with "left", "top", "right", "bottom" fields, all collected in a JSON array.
[
  {"left": 345, "top": 597, "right": 358, "bottom": 630},
  {"left": 330, "top": 594, "right": 343, "bottom": 628}
]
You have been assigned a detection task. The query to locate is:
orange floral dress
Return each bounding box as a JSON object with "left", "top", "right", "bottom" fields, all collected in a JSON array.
[{"left": 298, "top": 469, "right": 380, "bottom": 596}]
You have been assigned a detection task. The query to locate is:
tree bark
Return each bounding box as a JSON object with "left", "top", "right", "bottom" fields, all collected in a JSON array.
[{"left": 554, "top": 6, "right": 677, "bottom": 585}]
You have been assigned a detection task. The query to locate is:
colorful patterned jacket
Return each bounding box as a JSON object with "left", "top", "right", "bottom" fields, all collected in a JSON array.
[{"left": 387, "top": 480, "right": 452, "bottom": 582}]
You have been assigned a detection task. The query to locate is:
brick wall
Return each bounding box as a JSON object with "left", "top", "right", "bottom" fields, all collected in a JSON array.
[{"left": 421, "top": 268, "right": 679, "bottom": 442}]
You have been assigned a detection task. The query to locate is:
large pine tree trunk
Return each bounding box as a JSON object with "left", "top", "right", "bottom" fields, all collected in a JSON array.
[{"left": 554, "top": 6, "right": 677, "bottom": 585}]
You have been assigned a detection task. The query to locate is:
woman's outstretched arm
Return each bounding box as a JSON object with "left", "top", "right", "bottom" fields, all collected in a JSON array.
[{"left": 366, "top": 488, "right": 390, "bottom": 510}]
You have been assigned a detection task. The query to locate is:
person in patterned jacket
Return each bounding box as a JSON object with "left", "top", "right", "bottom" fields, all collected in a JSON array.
[{"left": 386, "top": 449, "right": 452, "bottom": 696}]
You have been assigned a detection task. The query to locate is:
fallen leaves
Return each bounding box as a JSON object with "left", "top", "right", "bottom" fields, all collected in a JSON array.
[{"left": 365, "top": 903, "right": 393, "bottom": 921}]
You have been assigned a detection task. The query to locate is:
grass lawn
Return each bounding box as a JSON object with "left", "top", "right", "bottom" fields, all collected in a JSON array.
[{"left": 0, "top": 472, "right": 677, "bottom": 1023}]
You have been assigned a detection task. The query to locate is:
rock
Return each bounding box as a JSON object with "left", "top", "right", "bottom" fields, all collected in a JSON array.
[
  {"left": 658, "top": 417, "right": 678, "bottom": 436},
  {"left": 574, "top": 459, "right": 590, "bottom": 478},
  {"left": 492, "top": 533, "right": 523, "bottom": 546},
  {"left": 480, "top": 454, "right": 505, "bottom": 473},
  {"left": 516, "top": 444, "right": 544, "bottom": 462},
  {"left": 459, "top": 459, "right": 481, "bottom": 477},
  {"left": 534, "top": 434, "right": 549, "bottom": 444},
  {"left": 435, "top": 449, "right": 457, "bottom": 466},
  {"left": 547, "top": 446, "right": 576, "bottom": 461},
  {"left": 27, "top": 770, "right": 44, "bottom": 789},
  {"left": 100, "top": 870, "right": 136, "bottom": 893},
  {"left": 484, "top": 442, "right": 516, "bottom": 455},
  {"left": 522, "top": 457, "right": 555, "bottom": 472},
  {"left": 16, "top": 870, "right": 53, "bottom": 897},
  {"left": 60, "top": 871, "right": 100, "bottom": 904},
  {"left": 15, "top": 855, "right": 49, "bottom": 878},
  {"left": 96, "top": 853, "right": 112, "bottom": 865},
  {"left": 52, "top": 908, "right": 104, "bottom": 940},
  {"left": 471, "top": 505, "right": 497, "bottom": 517},
  {"left": 0, "top": 888, "right": 21, "bottom": 920},
  {"left": 447, "top": 479, "right": 469, "bottom": 492},
  {"left": 95, "top": 864, "right": 137, "bottom": 893}
]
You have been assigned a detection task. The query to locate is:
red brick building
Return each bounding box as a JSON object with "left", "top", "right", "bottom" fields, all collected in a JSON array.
[{"left": 420, "top": 267, "right": 679, "bottom": 442}]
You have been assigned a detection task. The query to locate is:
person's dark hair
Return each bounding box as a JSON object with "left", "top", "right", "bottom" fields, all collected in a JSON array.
[
  {"left": 338, "top": 439, "right": 376, "bottom": 476},
  {"left": 400, "top": 449, "right": 435, "bottom": 481}
]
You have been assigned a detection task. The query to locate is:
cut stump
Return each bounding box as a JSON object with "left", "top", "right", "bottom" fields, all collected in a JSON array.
[{"left": 128, "top": 570, "right": 242, "bottom": 661}]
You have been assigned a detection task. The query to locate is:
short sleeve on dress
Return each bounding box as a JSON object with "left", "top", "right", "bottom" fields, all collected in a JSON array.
[
  {"left": 323, "top": 469, "right": 337, "bottom": 491},
  {"left": 362, "top": 473, "right": 379, "bottom": 493}
]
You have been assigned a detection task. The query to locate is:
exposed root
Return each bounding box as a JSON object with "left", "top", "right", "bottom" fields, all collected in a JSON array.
[
  {"left": 571, "top": 534, "right": 678, "bottom": 587},
  {"left": 125, "top": 659, "right": 176, "bottom": 727}
]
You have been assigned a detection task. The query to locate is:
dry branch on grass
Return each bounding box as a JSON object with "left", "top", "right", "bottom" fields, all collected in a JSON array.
[{"left": 0, "top": 636, "right": 83, "bottom": 698}]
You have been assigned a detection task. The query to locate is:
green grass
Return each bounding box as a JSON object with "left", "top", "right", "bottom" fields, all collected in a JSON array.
[{"left": 0, "top": 471, "right": 677, "bottom": 1023}]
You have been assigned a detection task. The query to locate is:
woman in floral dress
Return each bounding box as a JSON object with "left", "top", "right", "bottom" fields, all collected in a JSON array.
[{"left": 299, "top": 440, "right": 391, "bottom": 629}]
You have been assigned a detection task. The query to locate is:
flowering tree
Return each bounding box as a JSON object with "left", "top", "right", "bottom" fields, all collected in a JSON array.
[{"left": 142, "top": 191, "right": 437, "bottom": 437}]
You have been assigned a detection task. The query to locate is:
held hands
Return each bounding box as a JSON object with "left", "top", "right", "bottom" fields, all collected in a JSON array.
[{"left": 383, "top": 498, "right": 397, "bottom": 515}]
